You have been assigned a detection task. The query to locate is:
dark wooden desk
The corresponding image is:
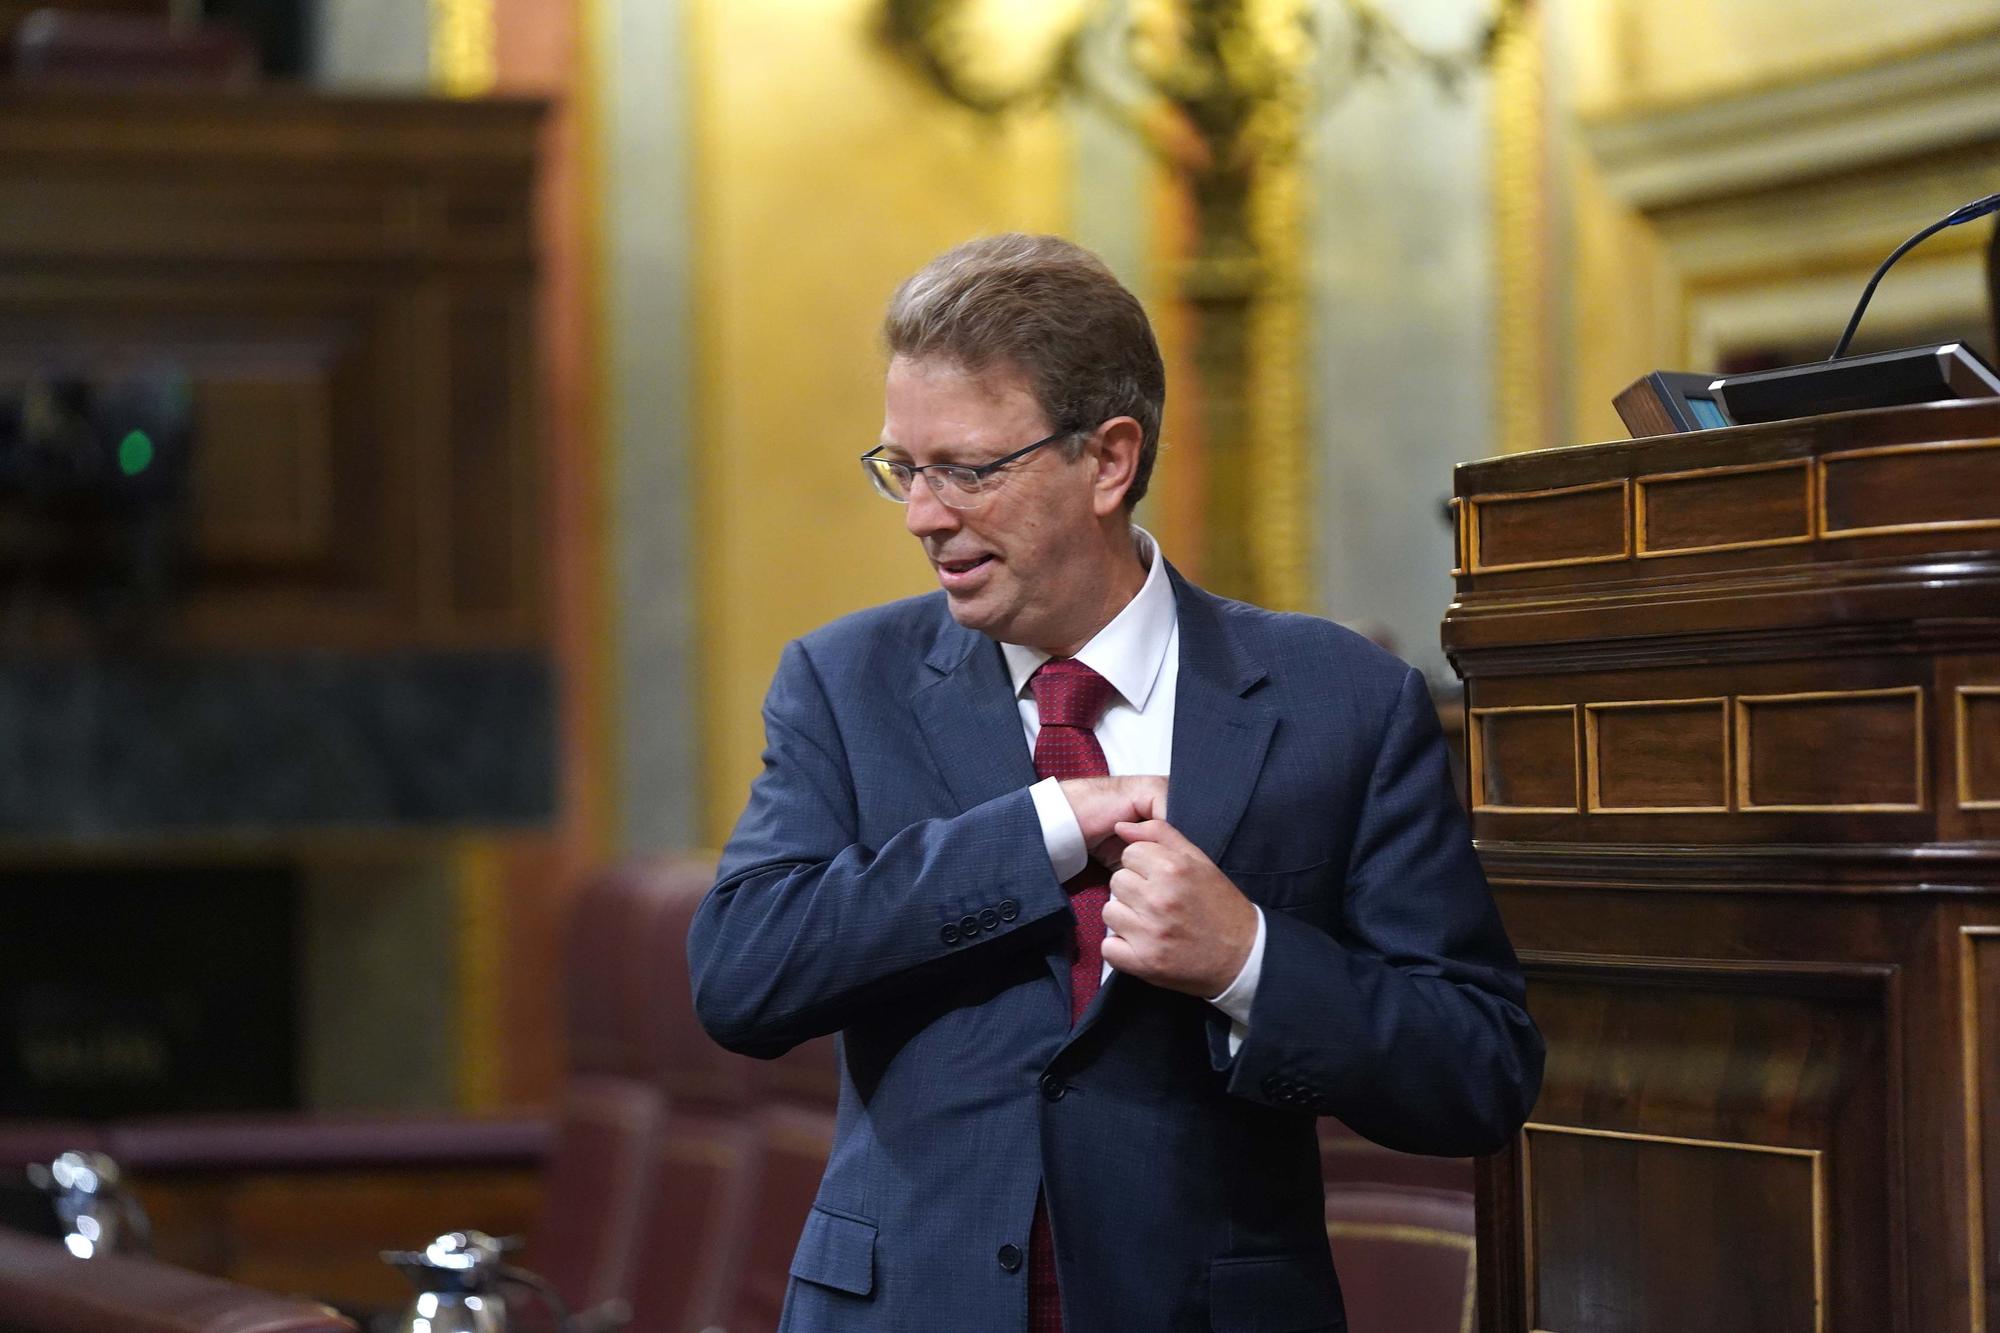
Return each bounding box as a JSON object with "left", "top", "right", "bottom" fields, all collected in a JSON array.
[{"left": 1445, "top": 401, "right": 2000, "bottom": 1333}]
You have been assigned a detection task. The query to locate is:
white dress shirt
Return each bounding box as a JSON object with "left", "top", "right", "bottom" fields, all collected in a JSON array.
[{"left": 1000, "top": 527, "right": 1265, "bottom": 1055}]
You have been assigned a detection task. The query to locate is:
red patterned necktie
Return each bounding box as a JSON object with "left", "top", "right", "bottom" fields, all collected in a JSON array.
[{"left": 1026, "top": 657, "right": 1117, "bottom": 1332}]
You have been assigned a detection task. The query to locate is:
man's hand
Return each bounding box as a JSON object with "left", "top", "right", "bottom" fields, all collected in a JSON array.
[
  {"left": 1058, "top": 775, "right": 1168, "bottom": 867},
  {"left": 1101, "top": 818, "right": 1258, "bottom": 998}
]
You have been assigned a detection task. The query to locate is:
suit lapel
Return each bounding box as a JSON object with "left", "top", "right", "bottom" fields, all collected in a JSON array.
[
  {"left": 1159, "top": 571, "right": 1276, "bottom": 868},
  {"left": 911, "top": 612, "right": 1038, "bottom": 814},
  {"left": 1064, "top": 566, "right": 1275, "bottom": 1048},
  {"left": 909, "top": 610, "right": 1073, "bottom": 1007}
]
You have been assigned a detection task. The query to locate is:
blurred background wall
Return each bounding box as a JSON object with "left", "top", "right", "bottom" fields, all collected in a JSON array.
[{"left": 2, "top": 0, "right": 1996, "bottom": 1118}]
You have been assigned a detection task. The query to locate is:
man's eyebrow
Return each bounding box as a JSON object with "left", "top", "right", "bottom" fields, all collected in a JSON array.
[{"left": 879, "top": 441, "right": 977, "bottom": 463}]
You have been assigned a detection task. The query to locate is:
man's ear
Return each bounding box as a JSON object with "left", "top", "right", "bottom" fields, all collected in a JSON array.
[{"left": 1089, "top": 417, "right": 1144, "bottom": 518}]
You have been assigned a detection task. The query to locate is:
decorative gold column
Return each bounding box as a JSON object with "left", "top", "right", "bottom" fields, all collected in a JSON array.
[
  {"left": 1240, "top": 0, "right": 1309, "bottom": 610},
  {"left": 1491, "top": 1, "right": 1552, "bottom": 455},
  {"left": 430, "top": 0, "right": 498, "bottom": 96}
]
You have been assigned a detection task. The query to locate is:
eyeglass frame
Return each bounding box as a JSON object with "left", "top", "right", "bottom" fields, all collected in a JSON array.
[{"left": 859, "top": 427, "right": 1082, "bottom": 508}]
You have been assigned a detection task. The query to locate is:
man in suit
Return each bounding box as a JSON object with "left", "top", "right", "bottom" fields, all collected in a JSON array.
[{"left": 689, "top": 233, "right": 1542, "bottom": 1332}]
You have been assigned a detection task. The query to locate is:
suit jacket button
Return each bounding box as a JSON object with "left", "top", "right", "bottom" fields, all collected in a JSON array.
[
  {"left": 998, "top": 899, "right": 1019, "bottom": 921},
  {"left": 941, "top": 923, "right": 961, "bottom": 945},
  {"left": 978, "top": 907, "right": 1000, "bottom": 931},
  {"left": 959, "top": 914, "right": 981, "bottom": 937},
  {"left": 997, "top": 1243, "right": 1023, "bottom": 1273},
  {"left": 1040, "top": 1074, "right": 1067, "bottom": 1102}
]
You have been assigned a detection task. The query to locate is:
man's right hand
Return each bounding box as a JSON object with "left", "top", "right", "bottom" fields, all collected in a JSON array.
[{"left": 1060, "top": 775, "right": 1168, "bottom": 867}]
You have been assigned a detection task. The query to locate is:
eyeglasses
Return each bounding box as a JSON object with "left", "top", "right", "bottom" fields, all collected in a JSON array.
[{"left": 860, "top": 429, "right": 1076, "bottom": 510}]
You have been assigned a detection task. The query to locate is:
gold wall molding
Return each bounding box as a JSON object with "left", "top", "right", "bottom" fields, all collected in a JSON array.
[
  {"left": 1580, "top": 24, "right": 2000, "bottom": 211},
  {"left": 430, "top": 0, "right": 498, "bottom": 97},
  {"left": 1490, "top": 4, "right": 1553, "bottom": 455},
  {"left": 452, "top": 838, "right": 507, "bottom": 1111}
]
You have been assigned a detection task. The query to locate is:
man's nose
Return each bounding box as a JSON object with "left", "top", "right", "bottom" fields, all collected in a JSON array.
[{"left": 904, "top": 479, "right": 959, "bottom": 539}]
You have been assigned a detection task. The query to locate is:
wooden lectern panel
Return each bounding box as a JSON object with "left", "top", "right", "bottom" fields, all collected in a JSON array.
[{"left": 1446, "top": 401, "right": 2000, "bottom": 1333}]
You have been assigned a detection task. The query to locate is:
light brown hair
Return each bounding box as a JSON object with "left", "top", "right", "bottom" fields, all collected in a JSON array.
[{"left": 883, "top": 233, "right": 1165, "bottom": 508}]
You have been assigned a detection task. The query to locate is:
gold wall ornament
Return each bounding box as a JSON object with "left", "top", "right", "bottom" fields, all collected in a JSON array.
[
  {"left": 1490, "top": 2, "right": 1551, "bottom": 455},
  {"left": 431, "top": 0, "right": 498, "bottom": 97},
  {"left": 881, "top": 0, "right": 1521, "bottom": 606}
]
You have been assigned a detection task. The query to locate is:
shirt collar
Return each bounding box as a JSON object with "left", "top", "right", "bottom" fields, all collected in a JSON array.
[{"left": 1000, "top": 527, "right": 1176, "bottom": 712}]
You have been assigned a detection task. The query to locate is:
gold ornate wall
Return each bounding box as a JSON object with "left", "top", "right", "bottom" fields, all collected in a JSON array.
[
  {"left": 689, "top": 0, "right": 1073, "bottom": 846},
  {"left": 1500, "top": 0, "right": 2000, "bottom": 452}
]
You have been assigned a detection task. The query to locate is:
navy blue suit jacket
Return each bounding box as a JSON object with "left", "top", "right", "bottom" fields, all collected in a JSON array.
[{"left": 688, "top": 566, "right": 1542, "bottom": 1332}]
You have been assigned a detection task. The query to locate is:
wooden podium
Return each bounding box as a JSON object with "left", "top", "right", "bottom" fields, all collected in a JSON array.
[{"left": 1443, "top": 401, "right": 2000, "bottom": 1333}]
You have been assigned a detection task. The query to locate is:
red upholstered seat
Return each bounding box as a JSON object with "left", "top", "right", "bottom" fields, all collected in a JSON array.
[
  {"left": 1324, "top": 1185, "right": 1476, "bottom": 1333},
  {"left": 721, "top": 1039, "right": 839, "bottom": 1333},
  {"left": 1319, "top": 1118, "right": 1474, "bottom": 1195},
  {"left": 621, "top": 858, "right": 761, "bottom": 1331},
  {"left": 522, "top": 858, "right": 698, "bottom": 1315}
]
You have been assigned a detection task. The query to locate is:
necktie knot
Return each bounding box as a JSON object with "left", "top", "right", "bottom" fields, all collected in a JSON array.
[{"left": 1030, "top": 659, "right": 1117, "bottom": 731}]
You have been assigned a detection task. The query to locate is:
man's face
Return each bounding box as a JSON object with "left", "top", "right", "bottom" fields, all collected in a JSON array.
[{"left": 879, "top": 355, "right": 1102, "bottom": 649}]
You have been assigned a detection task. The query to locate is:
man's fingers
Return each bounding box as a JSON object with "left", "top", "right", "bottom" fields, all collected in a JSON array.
[
  {"left": 1101, "top": 891, "right": 1139, "bottom": 938},
  {"left": 1101, "top": 933, "right": 1138, "bottom": 975},
  {"left": 1088, "top": 834, "right": 1128, "bottom": 868},
  {"left": 1113, "top": 817, "right": 1194, "bottom": 851}
]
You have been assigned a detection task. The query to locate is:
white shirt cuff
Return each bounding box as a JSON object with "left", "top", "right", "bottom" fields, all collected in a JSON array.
[
  {"left": 1030, "top": 776, "right": 1089, "bottom": 882},
  {"left": 1207, "top": 906, "right": 1266, "bottom": 1059}
]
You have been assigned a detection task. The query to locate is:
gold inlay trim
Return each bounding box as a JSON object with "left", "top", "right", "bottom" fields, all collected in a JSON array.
[
  {"left": 1634, "top": 458, "right": 1815, "bottom": 558},
  {"left": 1467, "top": 704, "right": 1581, "bottom": 814},
  {"left": 1449, "top": 497, "right": 1466, "bottom": 577},
  {"left": 1958, "top": 687, "right": 2000, "bottom": 811},
  {"left": 1959, "top": 927, "right": 1999, "bottom": 1333},
  {"left": 1468, "top": 478, "right": 1633, "bottom": 574},
  {"left": 1583, "top": 696, "right": 1731, "bottom": 814},
  {"left": 1734, "top": 686, "right": 1928, "bottom": 813},
  {"left": 1818, "top": 438, "right": 2000, "bottom": 541},
  {"left": 1520, "top": 1121, "right": 1827, "bottom": 1333}
]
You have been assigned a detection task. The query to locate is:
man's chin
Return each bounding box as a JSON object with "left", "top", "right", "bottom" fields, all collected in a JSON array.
[{"left": 943, "top": 591, "right": 1011, "bottom": 640}]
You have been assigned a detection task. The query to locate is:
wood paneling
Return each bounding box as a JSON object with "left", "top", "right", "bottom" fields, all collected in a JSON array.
[
  {"left": 0, "top": 88, "right": 547, "bottom": 652},
  {"left": 1447, "top": 402, "right": 2000, "bottom": 1333},
  {"left": 1960, "top": 928, "right": 2000, "bottom": 1330},
  {"left": 136, "top": 1165, "right": 542, "bottom": 1311},
  {"left": 1636, "top": 459, "right": 1812, "bottom": 557},
  {"left": 1821, "top": 440, "right": 2000, "bottom": 540},
  {"left": 1470, "top": 480, "right": 1630, "bottom": 573},
  {"left": 1736, "top": 688, "right": 1926, "bottom": 812},
  {"left": 1471, "top": 706, "right": 1580, "bottom": 813},
  {"left": 1586, "top": 698, "right": 1729, "bottom": 812},
  {"left": 1524, "top": 1126, "right": 1821, "bottom": 1333},
  {"left": 1962, "top": 689, "right": 2000, "bottom": 810}
]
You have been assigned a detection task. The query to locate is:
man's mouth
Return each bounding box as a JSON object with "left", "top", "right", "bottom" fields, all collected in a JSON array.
[{"left": 933, "top": 553, "right": 996, "bottom": 589}]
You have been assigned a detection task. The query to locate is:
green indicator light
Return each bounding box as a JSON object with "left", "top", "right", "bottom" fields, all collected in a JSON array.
[{"left": 118, "top": 430, "right": 155, "bottom": 476}]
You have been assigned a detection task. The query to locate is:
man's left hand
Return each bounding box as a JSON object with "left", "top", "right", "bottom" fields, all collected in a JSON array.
[{"left": 1101, "top": 818, "right": 1258, "bottom": 998}]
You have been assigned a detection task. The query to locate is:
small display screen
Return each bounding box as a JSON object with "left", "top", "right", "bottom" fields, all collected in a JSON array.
[{"left": 1686, "top": 395, "right": 1730, "bottom": 430}]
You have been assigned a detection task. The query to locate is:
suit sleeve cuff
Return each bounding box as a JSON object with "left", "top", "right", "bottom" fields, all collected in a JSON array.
[
  {"left": 1207, "top": 906, "right": 1266, "bottom": 1058},
  {"left": 1029, "top": 776, "right": 1088, "bottom": 882}
]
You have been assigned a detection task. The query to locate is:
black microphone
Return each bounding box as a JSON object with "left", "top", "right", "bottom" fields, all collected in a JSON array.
[{"left": 1829, "top": 190, "right": 2000, "bottom": 360}]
